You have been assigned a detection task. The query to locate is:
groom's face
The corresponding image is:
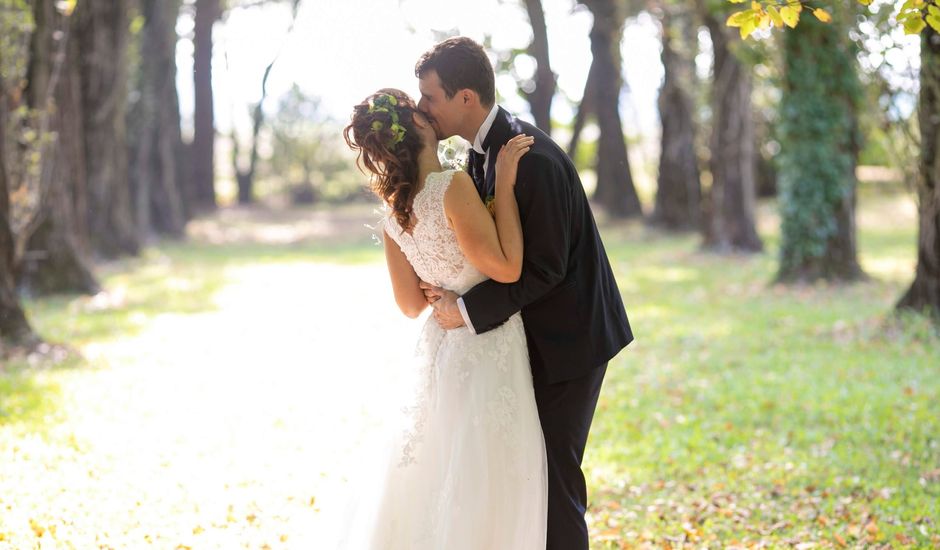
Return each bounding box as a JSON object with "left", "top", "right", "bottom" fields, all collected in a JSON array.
[{"left": 417, "top": 70, "right": 463, "bottom": 140}]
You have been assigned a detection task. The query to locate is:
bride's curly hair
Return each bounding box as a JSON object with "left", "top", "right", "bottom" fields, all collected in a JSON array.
[{"left": 343, "top": 89, "right": 423, "bottom": 232}]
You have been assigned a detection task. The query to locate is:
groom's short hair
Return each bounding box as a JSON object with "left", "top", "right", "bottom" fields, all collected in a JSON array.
[{"left": 415, "top": 37, "right": 495, "bottom": 108}]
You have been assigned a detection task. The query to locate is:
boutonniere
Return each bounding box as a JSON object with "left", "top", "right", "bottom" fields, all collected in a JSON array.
[{"left": 484, "top": 195, "right": 496, "bottom": 218}]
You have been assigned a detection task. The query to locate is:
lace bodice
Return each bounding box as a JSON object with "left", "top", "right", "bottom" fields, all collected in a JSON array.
[{"left": 383, "top": 170, "right": 487, "bottom": 294}]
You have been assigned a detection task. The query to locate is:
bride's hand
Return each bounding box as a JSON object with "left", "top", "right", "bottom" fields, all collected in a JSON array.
[{"left": 495, "top": 134, "right": 534, "bottom": 189}]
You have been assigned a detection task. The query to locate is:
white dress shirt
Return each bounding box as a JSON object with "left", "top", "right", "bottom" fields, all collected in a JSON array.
[{"left": 456, "top": 103, "right": 501, "bottom": 334}]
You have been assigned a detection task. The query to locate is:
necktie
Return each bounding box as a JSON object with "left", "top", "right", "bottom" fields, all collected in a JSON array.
[{"left": 468, "top": 149, "right": 485, "bottom": 190}]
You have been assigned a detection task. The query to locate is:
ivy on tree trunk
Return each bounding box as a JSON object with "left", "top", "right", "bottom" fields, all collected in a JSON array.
[{"left": 776, "top": 15, "right": 864, "bottom": 282}]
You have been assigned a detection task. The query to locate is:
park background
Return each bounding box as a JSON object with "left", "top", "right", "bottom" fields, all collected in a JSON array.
[{"left": 1, "top": 0, "right": 939, "bottom": 547}]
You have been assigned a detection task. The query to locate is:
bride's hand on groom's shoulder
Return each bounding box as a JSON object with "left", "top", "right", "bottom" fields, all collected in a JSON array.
[{"left": 495, "top": 134, "right": 534, "bottom": 189}]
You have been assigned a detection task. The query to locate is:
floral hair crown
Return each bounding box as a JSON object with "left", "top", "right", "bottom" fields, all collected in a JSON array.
[{"left": 368, "top": 93, "right": 406, "bottom": 148}]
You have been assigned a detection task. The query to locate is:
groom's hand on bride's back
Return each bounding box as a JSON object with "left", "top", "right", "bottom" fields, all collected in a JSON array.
[{"left": 419, "top": 281, "right": 466, "bottom": 330}]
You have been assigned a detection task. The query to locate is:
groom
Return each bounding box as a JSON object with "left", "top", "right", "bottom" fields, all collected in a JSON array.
[{"left": 415, "top": 37, "right": 633, "bottom": 549}]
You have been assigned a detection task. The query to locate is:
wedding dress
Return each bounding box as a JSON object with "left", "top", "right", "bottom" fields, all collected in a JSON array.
[{"left": 335, "top": 169, "right": 547, "bottom": 549}]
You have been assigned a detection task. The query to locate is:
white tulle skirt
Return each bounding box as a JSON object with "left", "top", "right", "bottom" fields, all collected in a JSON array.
[{"left": 322, "top": 313, "right": 547, "bottom": 549}]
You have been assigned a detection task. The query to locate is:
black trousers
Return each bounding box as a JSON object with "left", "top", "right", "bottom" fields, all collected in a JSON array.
[{"left": 534, "top": 363, "right": 607, "bottom": 550}]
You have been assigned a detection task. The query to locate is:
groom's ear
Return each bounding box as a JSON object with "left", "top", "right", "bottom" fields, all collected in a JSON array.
[{"left": 459, "top": 89, "right": 478, "bottom": 107}]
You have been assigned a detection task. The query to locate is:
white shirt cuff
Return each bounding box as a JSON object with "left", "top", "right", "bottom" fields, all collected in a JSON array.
[{"left": 456, "top": 297, "right": 477, "bottom": 335}]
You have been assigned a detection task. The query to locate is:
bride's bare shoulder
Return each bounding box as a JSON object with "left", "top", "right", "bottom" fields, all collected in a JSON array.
[
  {"left": 443, "top": 171, "right": 476, "bottom": 203},
  {"left": 447, "top": 170, "right": 472, "bottom": 185}
]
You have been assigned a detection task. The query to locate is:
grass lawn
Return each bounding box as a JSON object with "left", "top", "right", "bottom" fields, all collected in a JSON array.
[{"left": 1, "top": 191, "right": 938, "bottom": 549}]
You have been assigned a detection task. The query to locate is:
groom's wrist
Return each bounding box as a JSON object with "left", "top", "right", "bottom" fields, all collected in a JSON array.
[{"left": 456, "top": 297, "right": 476, "bottom": 334}]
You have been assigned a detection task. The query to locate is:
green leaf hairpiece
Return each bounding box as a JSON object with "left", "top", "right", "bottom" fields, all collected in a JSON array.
[{"left": 367, "top": 93, "right": 406, "bottom": 147}]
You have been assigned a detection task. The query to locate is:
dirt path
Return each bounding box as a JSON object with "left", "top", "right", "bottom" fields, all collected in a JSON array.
[{"left": 1, "top": 207, "right": 426, "bottom": 549}]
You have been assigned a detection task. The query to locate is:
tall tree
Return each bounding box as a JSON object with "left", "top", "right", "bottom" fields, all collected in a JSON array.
[
  {"left": 567, "top": 59, "right": 596, "bottom": 159},
  {"left": 230, "top": 0, "right": 301, "bottom": 205},
  {"left": 723, "top": 0, "right": 939, "bottom": 318},
  {"left": 522, "top": 0, "right": 556, "bottom": 133},
  {"left": 20, "top": 0, "right": 99, "bottom": 294},
  {"left": 192, "top": 0, "right": 220, "bottom": 211},
  {"left": 74, "top": 0, "right": 139, "bottom": 258},
  {"left": 0, "top": 19, "right": 39, "bottom": 350},
  {"left": 898, "top": 27, "right": 940, "bottom": 318},
  {"left": 652, "top": 5, "right": 702, "bottom": 231},
  {"left": 130, "top": 0, "right": 187, "bottom": 238},
  {"left": 581, "top": 0, "right": 644, "bottom": 218},
  {"left": 776, "top": 14, "right": 864, "bottom": 281},
  {"left": 700, "top": 3, "right": 763, "bottom": 252}
]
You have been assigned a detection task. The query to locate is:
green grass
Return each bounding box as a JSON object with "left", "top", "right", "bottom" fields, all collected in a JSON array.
[
  {"left": 588, "top": 194, "right": 939, "bottom": 548},
  {"left": 2, "top": 193, "right": 938, "bottom": 548}
]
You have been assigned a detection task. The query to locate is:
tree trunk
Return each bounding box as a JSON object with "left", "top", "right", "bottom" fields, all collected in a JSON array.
[
  {"left": 234, "top": 86, "right": 265, "bottom": 205},
  {"left": 776, "top": 15, "right": 863, "bottom": 282},
  {"left": 754, "top": 110, "right": 778, "bottom": 198},
  {"left": 897, "top": 27, "right": 940, "bottom": 318},
  {"left": 523, "top": 0, "right": 555, "bottom": 134},
  {"left": 583, "top": 0, "right": 643, "bottom": 219},
  {"left": 192, "top": 0, "right": 220, "bottom": 211},
  {"left": 567, "top": 57, "right": 596, "bottom": 159},
  {"left": 75, "top": 0, "right": 139, "bottom": 258},
  {"left": 19, "top": 0, "right": 99, "bottom": 295},
  {"left": 701, "top": 10, "right": 762, "bottom": 252},
  {"left": 0, "top": 67, "right": 38, "bottom": 349},
  {"left": 131, "top": 0, "right": 187, "bottom": 238},
  {"left": 652, "top": 8, "right": 701, "bottom": 231},
  {"left": 231, "top": 0, "right": 301, "bottom": 205}
]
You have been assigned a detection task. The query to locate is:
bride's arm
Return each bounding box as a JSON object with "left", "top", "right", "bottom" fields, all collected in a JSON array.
[
  {"left": 383, "top": 230, "right": 428, "bottom": 318},
  {"left": 445, "top": 135, "right": 533, "bottom": 283}
]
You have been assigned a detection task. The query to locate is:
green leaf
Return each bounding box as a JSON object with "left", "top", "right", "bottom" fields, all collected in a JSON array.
[
  {"left": 927, "top": 13, "right": 940, "bottom": 30},
  {"left": 904, "top": 15, "right": 927, "bottom": 33},
  {"left": 928, "top": 4, "right": 940, "bottom": 17}
]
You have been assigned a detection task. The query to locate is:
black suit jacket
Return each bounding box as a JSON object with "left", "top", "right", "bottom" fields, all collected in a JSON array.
[{"left": 462, "top": 107, "right": 633, "bottom": 385}]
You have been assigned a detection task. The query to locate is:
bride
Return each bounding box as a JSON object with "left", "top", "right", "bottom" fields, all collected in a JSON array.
[{"left": 336, "top": 88, "right": 547, "bottom": 549}]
